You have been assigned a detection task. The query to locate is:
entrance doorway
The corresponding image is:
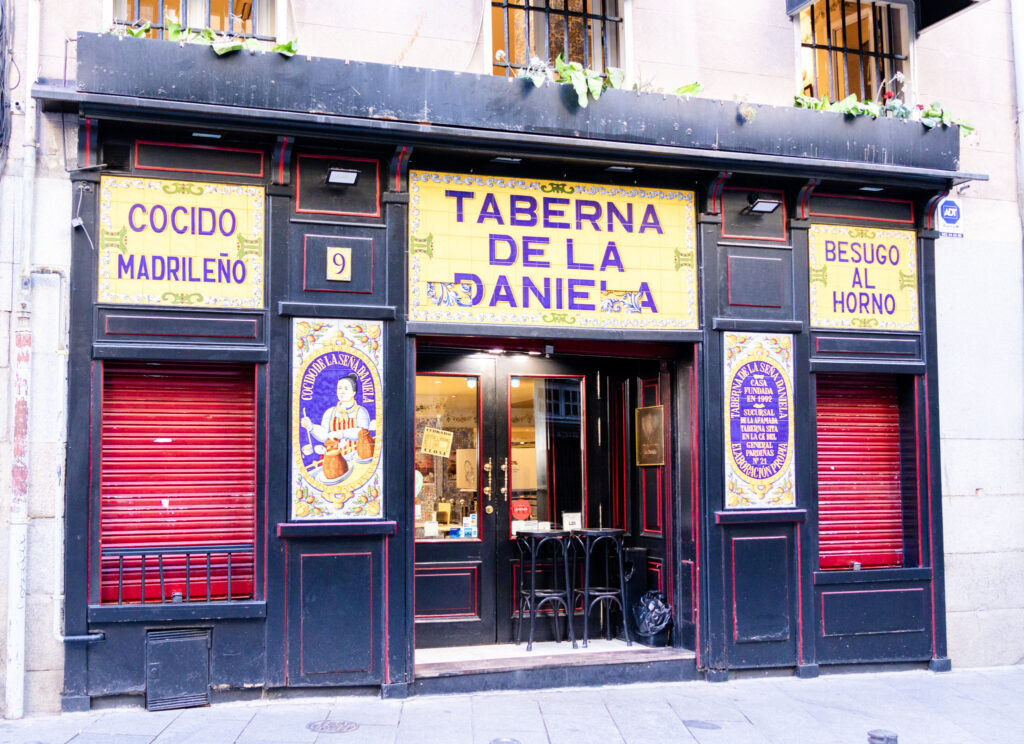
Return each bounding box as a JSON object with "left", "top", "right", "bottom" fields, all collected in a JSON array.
[{"left": 413, "top": 345, "right": 681, "bottom": 651}]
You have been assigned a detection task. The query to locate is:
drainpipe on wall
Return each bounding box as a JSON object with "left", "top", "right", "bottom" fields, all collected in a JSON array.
[
  {"left": 4, "top": 0, "right": 40, "bottom": 721},
  {"left": 1012, "top": 1, "right": 1024, "bottom": 225}
]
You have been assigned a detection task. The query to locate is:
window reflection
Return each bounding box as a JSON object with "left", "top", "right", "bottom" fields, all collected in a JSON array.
[
  {"left": 509, "top": 377, "right": 583, "bottom": 531},
  {"left": 414, "top": 375, "right": 480, "bottom": 541}
]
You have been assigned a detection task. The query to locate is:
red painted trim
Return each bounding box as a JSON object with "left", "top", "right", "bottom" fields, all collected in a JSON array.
[
  {"left": 640, "top": 378, "right": 662, "bottom": 535},
  {"left": 413, "top": 370, "right": 484, "bottom": 545},
  {"left": 384, "top": 539, "right": 390, "bottom": 684},
  {"left": 88, "top": 362, "right": 97, "bottom": 600},
  {"left": 647, "top": 559, "right": 663, "bottom": 592},
  {"left": 925, "top": 374, "right": 936, "bottom": 656},
  {"left": 283, "top": 542, "right": 289, "bottom": 684},
  {"left": 413, "top": 565, "right": 479, "bottom": 617},
  {"left": 690, "top": 361, "right": 701, "bottom": 668},
  {"left": 660, "top": 367, "right": 675, "bottom": 605},
  {"left": 707, "top": 172, "right": 731, "bottom": 214},
  {"left": 85, "top": 119, "right": 92, "bottom": 166},
  {"left": 263, "top": 365, "right": 269, "bottom": 601},
  {"left": 302, "top": 234, "right": 374, "bottom": 294},
  {"left": 914, "top": 381, "right": 924, "bottom": 568},
  {"left": 134, "top": 140, "right": 266, "bottom": 178},
  {"left": 721, "top": 187, "right": 789, "bottom": 242},
  {"left": 819, "top": 587, "right": 925, "bottom": 637},
  {"left": 295, "top": 155, "right": 382, "bottom": 218},
  {"left": 278, "top": 137, "right": 289, "bottom": 185},
  {"left": 299, "top": 552, "right": 373, "bottom": 676},
  {"left": 796, "top": 529, "right": 804, "bottom": 664},
  {"left": 394, "top": 146, "right": 409, "bottom": 191},
  {"left": 808, "top": 192, "right": 915, "bottom": 224},
  {"left": 797, "top": 178, "right": 820, "bottom": 220}
]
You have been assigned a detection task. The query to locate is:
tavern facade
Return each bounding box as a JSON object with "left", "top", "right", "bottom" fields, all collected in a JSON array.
[{"left": 2, "top": 0, "right": 1020, "bottom": 716}]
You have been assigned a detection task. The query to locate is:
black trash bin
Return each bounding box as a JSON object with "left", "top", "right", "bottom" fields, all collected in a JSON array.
[{"left": 616, "top": 546, "right": 647, "bottom": 640}]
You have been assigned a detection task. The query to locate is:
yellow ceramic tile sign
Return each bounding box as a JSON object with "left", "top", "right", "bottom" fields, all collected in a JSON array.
[
  {"left": 808, "top": 224, "right": 918, "bottom": 330},
  {"left": 99, "top": 176, "right": 265, "bottom": 308},
  {"left": 408, "top": 171, "right": 698, "bottom": 330}
]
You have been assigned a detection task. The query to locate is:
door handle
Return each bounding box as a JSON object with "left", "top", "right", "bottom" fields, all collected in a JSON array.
[
  {"left": 483, "top": 457, "right": 493, "bottom": 502},
  {"left": 500, "top": 457, "right": 509, "bottom": 501}
]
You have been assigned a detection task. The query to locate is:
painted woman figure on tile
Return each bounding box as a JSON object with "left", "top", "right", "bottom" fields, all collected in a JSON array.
[
  {"left": 302, "top": 374, "right": 371, "bottom": 457},
  {"left": 299, "top": 359, "right": 377, "bottom": 485}
]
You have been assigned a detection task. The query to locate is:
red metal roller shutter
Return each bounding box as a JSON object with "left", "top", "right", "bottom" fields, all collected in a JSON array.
[
  {"left": 816, "top": 374, "right": 904, "bottom": 570},
  {"left": 100, "top": 362, "right": 256, "bottom": 604}
]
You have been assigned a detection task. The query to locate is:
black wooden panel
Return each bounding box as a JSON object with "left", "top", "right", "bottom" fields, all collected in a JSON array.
[
  {"left": 813, "top": 334, "right": 921, "bottom": 359},
  {"left": 295, "top": 154, "right": 381, "bottom": 220},
  {"left": 135, "top": 140, "right": 265, "bottom": 178},
  {"left": 287, "top": 224, "right": 386, "bottom": 306},
  {"left": 298, "top": 552, "right": 375, "bottom": 676},
  {"left": 820, "top": 588, "right": 926, "bottom": 637},
  {"left": 728, "top": 255, "right": 784, "bottom": 308},
  {"left": 414, "top": 562, "right": 481, "bottom": 619},
  {"left": 732, "top": 536, "right": 790, "bottom": 643},
  {"left": 302, "top": 234, "right": 374, "bottom": 294},
  {"left": 721, "top": 188, "right": 788, "bottom": 242},
  {"left": 99, "top": 309, "right": 263, "bottom": 343},
  {"left": 717, "top": 245, "right": 794, "bottom": 322},
  {"left": 639, "top": 377, "right": 663, "bottom": 535},
  {"left": 145, "top": 629, "right": 210, "bottom": 710},
  {"left": 809, "top": 194, "right": 914, "bottom": 224}
]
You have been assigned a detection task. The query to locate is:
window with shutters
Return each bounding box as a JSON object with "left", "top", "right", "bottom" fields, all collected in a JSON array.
[
  {"left": 113, "top": 0, "right": 276, "bottom": 40},
  {"left": 816, "top": 374, "right": 917, "bottom": 571},
  {"left": 797, "top": 1, "right": 910, "bottom": 101},
  {"left": 490, "top": 0, "right": 622, "bottom": 77},
  {"left": 98, "top": 362, "right": 257, "bottom": 605}
]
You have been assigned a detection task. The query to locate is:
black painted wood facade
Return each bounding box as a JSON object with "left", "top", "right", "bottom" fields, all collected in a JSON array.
[{"left": 41, "top": 33, "right": 968, "bottom": 710}]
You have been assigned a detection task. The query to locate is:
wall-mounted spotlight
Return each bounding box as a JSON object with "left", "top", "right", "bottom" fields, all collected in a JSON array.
[
  {"left": 326, "top": 168, "right": 360, "bottom": 186},
  {"left": 745, "top": 192, "right": 781, "bottom": 214}
]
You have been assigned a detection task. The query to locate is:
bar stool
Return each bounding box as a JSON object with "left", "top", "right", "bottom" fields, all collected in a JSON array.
[
  {"left": 515, "top": 529, "right": 577, "bottom": 652},
  {"left": 571, "top": 527, "right": 632, "bottom": 647}
]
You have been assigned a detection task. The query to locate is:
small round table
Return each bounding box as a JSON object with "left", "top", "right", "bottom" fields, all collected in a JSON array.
[{"left": 514, "top": 529, "right": 577, "bottom": 652}]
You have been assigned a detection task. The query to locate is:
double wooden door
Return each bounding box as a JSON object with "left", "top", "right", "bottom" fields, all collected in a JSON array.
[{"left": 413, "top": 349, "right": 672, "bottom": 649}]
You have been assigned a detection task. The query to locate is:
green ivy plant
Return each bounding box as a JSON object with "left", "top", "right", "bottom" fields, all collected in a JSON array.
[
  {"left": 794, "top": 91, "right": 973, "bottom": 136},
  {"left": 114, "top": 11, "right": 298, "bottom": 57},
  {"left": 517, "top": 53, "right": 625, "bottom": 108}
]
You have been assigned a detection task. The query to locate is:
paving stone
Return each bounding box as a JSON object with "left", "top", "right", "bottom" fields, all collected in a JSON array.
[
  {"left": 82, "top": 709, "right": 181, "bottom": 736},
  {"left": 66, "top": 735, "right": 155, "bottom": 744},
  {"left": 150, "top": 714, "right": 254, "bottom": 744},
  {"left": 328, "top": 699, "right": 403, "bottom": 727},
  {"left": 313, "top": 722, "right": 397, "bottom": 744}
]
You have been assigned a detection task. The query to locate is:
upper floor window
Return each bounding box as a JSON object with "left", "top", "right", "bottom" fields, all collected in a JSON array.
[
  {"left": 115, "top": 0, "right": 275, "bottom": 40},
  {"left": 798, "top": 0, "right": 909, "bottom": 101},
  {"left": 491, "top": 0, "right": 622, "bottom": 77}
]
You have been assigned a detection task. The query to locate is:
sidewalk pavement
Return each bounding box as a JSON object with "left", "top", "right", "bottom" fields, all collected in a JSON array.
[{"left": 2, "top": 665, "right": 1022, "bottom": 744}]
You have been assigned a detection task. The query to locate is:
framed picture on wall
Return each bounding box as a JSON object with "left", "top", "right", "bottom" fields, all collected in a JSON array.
[{"left": 635, "top": 405, "right": 665, "bottom": 467}]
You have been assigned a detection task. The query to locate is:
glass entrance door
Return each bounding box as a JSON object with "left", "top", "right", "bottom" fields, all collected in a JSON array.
[{"left": 414, "top": 351, "right": 585, "bottom": 648}]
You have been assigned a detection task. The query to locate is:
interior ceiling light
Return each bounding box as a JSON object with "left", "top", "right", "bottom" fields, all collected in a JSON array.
[
  {"left": 491, "top": 156, "right": 522, "bottom": 164},
  {"left": 859, "top": 185, "right": 885, "bottom": 192},
  {"left": 746, "top": 192, "right": 781, "bottom": 214},
  {"left": 326, "top": 168, "right": 360, "bottom": 186},
  {"left": 605, "top": 165, "right": 635, "bottom": 173}
]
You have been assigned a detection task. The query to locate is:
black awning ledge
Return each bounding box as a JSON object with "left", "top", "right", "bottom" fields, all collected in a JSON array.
[{"left": 34, "top": 32, "right": 988, "bottom": 186}]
